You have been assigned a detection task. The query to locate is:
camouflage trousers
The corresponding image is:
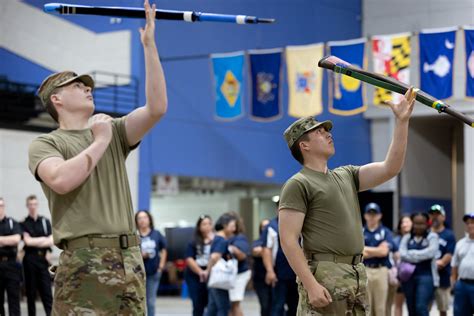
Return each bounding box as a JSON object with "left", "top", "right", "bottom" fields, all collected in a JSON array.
[
  {"left": 52, "top": 246, "right": 146, "bottom": 316},
  {"left": 297, "top": 260, "right": 369, "bottom": 316}
]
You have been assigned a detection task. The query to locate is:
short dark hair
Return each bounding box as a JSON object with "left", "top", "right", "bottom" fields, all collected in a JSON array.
[
  {"left": 215, "top": 214, "right": 235, "bottom": 232},
  {"left": 135, "top": 210, "right": 154, "bottom": 230},
  {"left": 26, "top": 195, "right": 37, "bottom": 203},
  {"left": 290, "top": 132, "right": 310, "bottom": 164},
  {"left": 410, "top": 212, "right": 430, "bottom": 238}
]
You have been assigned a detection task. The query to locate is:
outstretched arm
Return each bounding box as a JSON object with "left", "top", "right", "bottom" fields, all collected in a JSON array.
[
  {"left": 358, "top": 87, "right": 416, "bottom": 191},
  {"left": 125, "top": 0, "right": 168, "bottom": 147}
]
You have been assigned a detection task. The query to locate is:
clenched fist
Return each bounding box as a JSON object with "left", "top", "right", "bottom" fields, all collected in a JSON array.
[{"left": 89, "top": 114, "right": 113, "bottom": 145}]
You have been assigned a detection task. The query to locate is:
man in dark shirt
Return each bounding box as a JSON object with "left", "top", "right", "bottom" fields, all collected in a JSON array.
[
  {"left": 362, "top": 203, "right": 394, "bottom": 316},
  {"left": 0, "top": 197, "right": 22, "bottom": 316},
  {"left": 429, "top": 204, "right": 456, "bottom": 316},
  {"left": 262, "top": 216, "right": 298, "bottom": 316},
  {"left": 21, "top": 195, "right": 54, "bottom": 316}
]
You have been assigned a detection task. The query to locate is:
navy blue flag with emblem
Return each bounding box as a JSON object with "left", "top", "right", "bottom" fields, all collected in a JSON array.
[
  {"left": 419, "top": 28, "right": 457, "bottom": 100},
  {"left": 465, "top": 27, "right": 474, "bottom": 98},
  {"left": 248, "top": 49, "right": 282, "bottom": 121},
  {"left": 327, "top": 38, "right": 367, "bottom": 115},
  {"left": 211, "top": 51, "right": 245, "bottom": 120}
]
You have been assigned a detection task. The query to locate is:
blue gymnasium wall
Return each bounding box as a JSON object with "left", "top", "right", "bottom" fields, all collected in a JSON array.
[{"left": 0, "top": 0, "right": 371, "bottom": 210}]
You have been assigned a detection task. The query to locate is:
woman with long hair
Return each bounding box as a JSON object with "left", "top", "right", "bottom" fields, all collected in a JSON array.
[
  {"left": 399, "top": 212, "right": 439, "bottom": 316},
  {"left": 184, "top": 215, "right": 214, "bottom": 316},
  {"left": 135, "top": 210, "right": 167, "bottom": 316},
  {"left": 387, "top": 214, "right": 412, "bottom": 316},
  {"left": 206, "top": 214, "right": 237, "bottom": 316},
  {"left": 227, "top": 212, "right": 251, "bottom": 316}
]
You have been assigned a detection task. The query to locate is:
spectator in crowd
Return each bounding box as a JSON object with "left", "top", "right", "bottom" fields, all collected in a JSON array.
[
  {"left": 362, "top": 202, "right": 394, "bottom": 316},
  {"left": 0, "top": 197, "right": 22, "bottom": 316},
  {"left": 227, "top": 212, "right": 251, "bottom": 316},
  {"left": 387, "top": 214, "right": 412, "bottom": 316},
  {"left": 262, "top": 214, "right": 298, "bottom": 316},
  {"left": 399, "top": 212, "right": 439, "bottom": 316},
  {"left": 429, "top": 204, "right": 456, "bottom": 316},
  {"left": 185, "top": 215, "right": 214, "bottom": 316},
  {"left": 206, "top": 214, "right": 236, "bottom": 316},
  {"left": 21, "top": 195, "right": 54, "bottom": 316},
  {"left": 451, "top": 212, "right": 474, "bottom": 316},
  {"left": 251, "top": 219, "right": 271, "bottom": 316},
  {"left": 136, "top": 210, "right": 167, "bottom": 316}
]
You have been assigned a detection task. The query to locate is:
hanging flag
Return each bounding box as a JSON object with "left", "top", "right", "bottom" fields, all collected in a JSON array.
[
  {"left": 210, "top": 51, "right": 245, "bottom": 120},
  {"left": 464, "top": 26, "right": 474, "bottom": 98},
  {"left": 419, "top": 27, "right": 457, "bottom": 100},
  {"left": 327, "top": 38, "right": 367, "bottom": 115},
  {"left": 248, "top": 48, "right": 283, "bottom": 121},
  {"left": 286, "top": 43, "right": 324, "bottom": 118},
  {"left": 372, "top": 33, "right": 411, "bottom": 105}
]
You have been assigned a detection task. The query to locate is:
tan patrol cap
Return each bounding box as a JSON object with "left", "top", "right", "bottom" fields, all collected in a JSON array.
[
  {"left": 283, "top": 116, "right": 333, "bottom": 148},
  {"left": 37, "top": 71, "right": 94, "bottom": 107}
]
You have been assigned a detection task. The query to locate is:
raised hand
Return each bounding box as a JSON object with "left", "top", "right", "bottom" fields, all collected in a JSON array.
[
  {"left": 139, "top": 0, "right": 156, "bottom": 47},
  {"left": 383, "top": 87, "right": 416, "bottom": 123}
]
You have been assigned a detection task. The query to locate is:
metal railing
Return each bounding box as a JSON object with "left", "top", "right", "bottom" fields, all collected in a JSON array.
[
  {"left": 0, "top": 71, "right": 139, "bottom": 127},
  {"left": 90, "top": 71, "right": 139, "bottom": 116}
]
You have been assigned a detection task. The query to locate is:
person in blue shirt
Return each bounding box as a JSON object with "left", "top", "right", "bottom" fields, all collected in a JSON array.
[
  {"left": 387, "top": 214, "right": 412, "bottom": 316},
  {"left": 206, "top": 214, "right": 236, "bottom": 316},
  {"left": 262, "top": 216, "right": 297, "bottom": 316},
  {"left": 362, "top": 202, "right": 394, "bottom": 316},
  {"left": 428, "top": 204, "right": 456, "bottom": 316},
  {"left": 251, "top": 219, "right": 271, "bottom": 316},
  {"left": 399, "top": 212, "right": 439, "bottom": 316},
  {"left": 135, "top": 210, "right": 167, "bottom": 316},
  {"left": 227, "top": 212, "right": 251, "bottom": 316},
  {"left": 185, "top": 215, "right": 214, "bottom": 316}
]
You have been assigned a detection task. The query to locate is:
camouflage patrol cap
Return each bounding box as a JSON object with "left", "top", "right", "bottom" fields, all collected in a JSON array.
[
  {"left": 283, "top": 116, "right": 333, "bottom": 148},
  {"left": 37, "top": 71, "right": 95, "bottom": 107}
]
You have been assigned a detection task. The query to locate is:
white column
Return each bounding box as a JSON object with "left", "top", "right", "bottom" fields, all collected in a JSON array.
[{"left": 465, "top": 124, "right": 474, "bottom": 214}]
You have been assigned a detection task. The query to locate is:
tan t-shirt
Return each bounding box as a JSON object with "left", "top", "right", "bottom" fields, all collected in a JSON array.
[
  {"left": 28, "top": 117, "right": 136, "bottom": 248},
  {"left": 279, "top": 165, "right": 364, "bottom": 256}
]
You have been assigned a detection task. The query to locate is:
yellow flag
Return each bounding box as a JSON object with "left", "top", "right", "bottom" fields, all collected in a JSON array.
[
  {"left": 372, "top": 33, "right": 411, "bottom": 105},
  {"left": 286, "top": 43, "right": 324, "bottom": 117}
]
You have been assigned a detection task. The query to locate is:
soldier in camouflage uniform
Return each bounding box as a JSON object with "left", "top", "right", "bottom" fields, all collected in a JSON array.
[
  {"left": 278, "top": 87, "right": 416, "bottom": 315},
  {"left": 28, "top": 0, "right": 167, "bottom": 314}
]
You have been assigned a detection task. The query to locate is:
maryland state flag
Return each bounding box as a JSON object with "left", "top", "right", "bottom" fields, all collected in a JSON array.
[
  {"left": 327, "top": 38, "right": 367, "bottom": 115},
  {"left": 286, "top": 43, "right": 324, "bottom": 118},
  {"left": 464, "top": 26, "right": 474, "bottom": 98},
  {"left": 211, "top": 51, "right": 245, "bottom": 120},
  {"left": 248, "top": 48, "right": 283, "bottom": 121},
  {"left": 372, "top": 33, "right": 411, "bottom": 105}
]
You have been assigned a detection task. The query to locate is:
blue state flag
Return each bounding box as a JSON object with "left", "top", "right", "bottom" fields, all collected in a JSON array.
[
  {"left": 327, "top": 38, "right": 366, "bottom": 115},
  {"left": 419, "top": 28, "right": 457, "bottom": 100},
  {"left": 464, "top": 27, "right": 474, "bottom": 98},
  {"left": 211, "top": 52, "right": 245, "bottom": 120},
  {"left": 248, "top": 48, "right": 282, "bottom": 121}
]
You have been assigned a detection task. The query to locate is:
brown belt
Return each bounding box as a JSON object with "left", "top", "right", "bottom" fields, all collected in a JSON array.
[
  {"left": 61, "top": 234, "right": 140, "bottom": 251},
  {"left": 305, "top": 252, "right": 363, "bottom": 265}
]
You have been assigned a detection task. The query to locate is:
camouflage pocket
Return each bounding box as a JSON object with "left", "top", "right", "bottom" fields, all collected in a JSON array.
[{"left": 296, "top": 260, "right": 321, "bottom": 315}]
